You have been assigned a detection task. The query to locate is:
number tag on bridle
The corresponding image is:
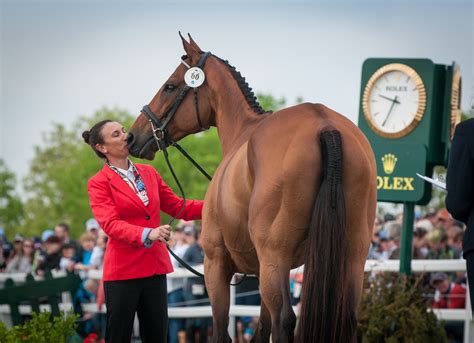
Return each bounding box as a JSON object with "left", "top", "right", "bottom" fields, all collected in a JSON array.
[{"left": 184, "top": 67, "right": 205, "bottom": 88}]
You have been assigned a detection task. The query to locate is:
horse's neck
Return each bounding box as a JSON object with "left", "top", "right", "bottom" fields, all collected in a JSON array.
[
  {"left": 214, "top": 101, "right": 262, "bottom": 156},
  {"left": 209, "top": 70, "right": 264, "bottom": 156}
]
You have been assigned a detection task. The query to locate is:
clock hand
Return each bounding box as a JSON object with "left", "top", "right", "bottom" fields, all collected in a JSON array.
[
  {"left": 382, "top": 95, "right": 399, "bottom": 127},
  {"left": 379, "top": 94, "right": 401, "bottom": 104}
]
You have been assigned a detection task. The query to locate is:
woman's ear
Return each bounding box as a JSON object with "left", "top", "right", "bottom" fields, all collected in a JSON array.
[{"left": 96, "top": 143, "right": 107, "bottom": 155}]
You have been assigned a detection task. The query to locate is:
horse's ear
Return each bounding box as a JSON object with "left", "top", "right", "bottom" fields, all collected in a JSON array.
[
  {"left": 179, "top": 31, "right": 200, "bottom": 59},
  {"left": 179, "top": 31, "right": 190, "bottom": 51},
  {"left": 187, "top": 33, "right": 202, "bottom": 52}
]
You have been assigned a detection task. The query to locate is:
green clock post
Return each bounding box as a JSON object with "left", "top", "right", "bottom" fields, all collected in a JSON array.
[{"left": 358, "top": 58, "right": 462, "bottom": 274}]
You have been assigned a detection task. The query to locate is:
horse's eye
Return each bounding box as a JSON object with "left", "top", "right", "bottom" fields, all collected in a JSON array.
[{"left": 164, "top": 84, "right": 176, "bottom": 92}]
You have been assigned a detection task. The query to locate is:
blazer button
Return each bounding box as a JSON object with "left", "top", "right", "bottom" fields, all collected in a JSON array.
[{"left": 145, "top": 215, "right": 150, "bottom": 220}]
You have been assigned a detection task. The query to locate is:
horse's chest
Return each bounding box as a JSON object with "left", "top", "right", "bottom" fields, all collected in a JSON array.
[{"left": 202, "top": 154, "right": 258, "bottom": 269}]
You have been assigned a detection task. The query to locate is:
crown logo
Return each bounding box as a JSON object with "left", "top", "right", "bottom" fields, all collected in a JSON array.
[{"left": 381, "top": 153, "right": 397, "bottom": 174}]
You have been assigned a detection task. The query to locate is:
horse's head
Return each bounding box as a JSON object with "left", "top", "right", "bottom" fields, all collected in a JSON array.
[{"left": 128, "top": 33, "right": 215, "bottom": 160}]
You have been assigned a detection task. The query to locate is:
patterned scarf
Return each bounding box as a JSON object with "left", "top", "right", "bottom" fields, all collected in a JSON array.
[{"left": 107, "top": 160, "right": 149, "bottom": 206}]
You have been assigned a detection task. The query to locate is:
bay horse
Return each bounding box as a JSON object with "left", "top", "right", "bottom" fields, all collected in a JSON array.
[{"left": 128, "top": 34, "right": 377, "bottom": 343}]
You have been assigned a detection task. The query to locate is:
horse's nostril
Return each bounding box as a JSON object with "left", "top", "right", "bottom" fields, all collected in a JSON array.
[{"left": 127, "top": 133, "right": 135, "bottom": 146}]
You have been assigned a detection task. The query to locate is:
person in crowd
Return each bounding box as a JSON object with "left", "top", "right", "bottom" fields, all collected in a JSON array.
[
  {"left": 31, "top": 230, "right": 51, "bottom": 273},
  {"left": 377, "top": 221, "right": 400, "bottom": 260},
  {"left": 36, "top": 235, "right": 62, "bottom": 276},
  {"left": 55, "top": 223, "right": 80, "bottom": 253},
  {"left": 446, "top": 118, "right": 474, "bottom": 314},
  {"left": 73, "top": 231, "right": 99, "bottom": 327},
  {"left": 83, "top": 120, "right": 203, "bottom": 342},
  {"left": 427, "top": 229, "right": 460, "bottom": 259},
  {"left": 0, "top": 245, "right": 5, "bottom": 271},
  {"left": 236, "top": 317, "right": 258, "bottom": 342},
  {"left": 72, "top": 233, "right": 99, "bottom": 337},
  {"left": 79, "top": 230, "right": 108, "bottom": 340},
  {"left": 368, "top": 217, "right": 383, "bottom": 259},
  {"left": 446, "top": 221, "right": 464, "bottom": 247},
  {"left": 450, "top": 231, "right": 464, "bottom": 260},
  {"left": 85, "top": 218, "right": 101, "bottom": 239},
  {"left": 412, "top": 227, "right": 429, "bottom": 259},
  {"left": 431, "top": 272, "right": 466, "bottom": 309},
  {"left": 7, "top": 234, "right": 24, "bottom": 263},
  {"left": 33, "top": 236, "right": 42, "bottom": 251},
  {"left": 415, "top": 218, "right": 434, "bottom": 233},
  {"left": 89, "top": 230, "right": 107, "bottom": 270},
  {"left": 74, "top": 232, "right": 97, "bottom": 277},
  {"left": 6, "top": 237, "right": 34, "bottom": 273},
  {"left": 386, "top": 222, "right": 401, "bottom": 260},
  {"left": 431, "top": 272, "right": 466, "bottom": 341},
  {"left": 436, "top": 209, "right": 454, "bottom": 230},
  {"left": 383, "top": 213, "right": 396, "bottom": 223},
  {"left": 0, "top": 228, "right": 12, "bottom": 268},
  {"left": 41, "top": 229, "right": 54, "bottom": 242},
  {"left": 60, "top": 243, "right": 77, "bottom": 272},
  {"left": 167, "top": 221, "right": 190, "bottom": 343},
  {"left": 424, "top": 211, "right": 439, "bottom": 228}
]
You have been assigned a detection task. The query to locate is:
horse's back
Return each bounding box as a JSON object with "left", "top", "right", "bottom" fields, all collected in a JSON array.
[
  {"left": 203, "top": 102, "right": 376, "bottom": 272},
  {"left": 246, "top": 102, "right": 377, "bottom": 267},
  {"left": 248, "top": 102, "right": 376, "bottom": 199}
]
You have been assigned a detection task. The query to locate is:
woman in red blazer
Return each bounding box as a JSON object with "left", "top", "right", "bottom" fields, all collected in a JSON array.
[{"left": 83, "top": 120, "right": 203, "bottom": 343}]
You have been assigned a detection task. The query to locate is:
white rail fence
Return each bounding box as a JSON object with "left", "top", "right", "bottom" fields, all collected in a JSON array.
[{"left": 1, "top": 259, "right": 472, "bottom": 341}]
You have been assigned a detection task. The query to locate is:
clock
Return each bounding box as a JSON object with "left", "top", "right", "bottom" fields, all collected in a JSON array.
[
  {"left": 449, "top": 63, "right": 462, "bottom": 140},
  {"left": 362, "top": 63, "right": 427, "bottom": 138}
]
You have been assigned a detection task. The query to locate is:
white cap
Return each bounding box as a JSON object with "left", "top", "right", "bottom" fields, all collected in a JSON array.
[{"left": 85, "top": 218, "right": 100, "bottom": 231}]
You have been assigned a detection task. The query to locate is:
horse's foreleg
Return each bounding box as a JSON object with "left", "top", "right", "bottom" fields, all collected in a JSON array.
[
  {"left": 251, "top": 299, "right": 271, "bottom": 343},
  {"left": 204, "top": 253, "right": 233, "bottom": 343},
  {"left": 258, "top": 260, "right": 296, "bottom": 343}
]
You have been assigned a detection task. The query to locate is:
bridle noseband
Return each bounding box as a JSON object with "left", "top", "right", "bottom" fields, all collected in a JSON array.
[{"left": 141, "top": 51, "right": 212, "bottom": 151}]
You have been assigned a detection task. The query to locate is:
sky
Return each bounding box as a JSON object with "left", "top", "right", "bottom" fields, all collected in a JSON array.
[{"left": 1, "top": 0, "right": 473, "bottom": 196}]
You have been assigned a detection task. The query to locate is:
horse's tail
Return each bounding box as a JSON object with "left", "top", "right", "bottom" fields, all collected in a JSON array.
[{"left": 297, "top": 128, "right": 356, "bottom": 343}]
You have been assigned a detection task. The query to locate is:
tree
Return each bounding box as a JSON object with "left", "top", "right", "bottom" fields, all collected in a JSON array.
[
  {"left": 0, "top": 159, "right": 24, "bottom": 237},
  {"left": 256, "top": 93, "right": 304, "bottom": 112},
  {"left": 257, "top": 93, "right": 286, "bottom": 111}
]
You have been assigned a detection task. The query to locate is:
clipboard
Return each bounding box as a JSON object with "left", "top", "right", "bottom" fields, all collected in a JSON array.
[{"left": 416, "top": 173, "right": 446, "bottom": 190}]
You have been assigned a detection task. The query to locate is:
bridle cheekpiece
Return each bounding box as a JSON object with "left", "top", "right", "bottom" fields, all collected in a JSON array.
[{"left": 141, "top": 51, "right": 212, "bottom": 151}]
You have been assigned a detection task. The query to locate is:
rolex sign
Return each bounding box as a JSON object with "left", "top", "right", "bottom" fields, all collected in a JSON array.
[{"left": 373, "top": 143, "right": 432, "bottom": 205}]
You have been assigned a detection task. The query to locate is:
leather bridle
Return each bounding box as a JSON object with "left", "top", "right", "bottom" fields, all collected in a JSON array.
[{"left": 141, "top": 51, "right": 212, "bottom": 151}]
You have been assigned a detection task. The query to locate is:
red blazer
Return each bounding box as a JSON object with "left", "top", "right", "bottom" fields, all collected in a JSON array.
[{"left": 87, "top": 163, "right": 203, "bottom": 281}]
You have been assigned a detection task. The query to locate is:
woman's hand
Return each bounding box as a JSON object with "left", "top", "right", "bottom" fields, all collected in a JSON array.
[{"left": 148, "top": 225, "right": 171, "bottom": 244}]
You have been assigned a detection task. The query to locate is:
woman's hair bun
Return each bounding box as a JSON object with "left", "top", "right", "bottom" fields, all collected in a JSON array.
[{"left": 82, "top": 130, "right": 91, "bottom": 144}]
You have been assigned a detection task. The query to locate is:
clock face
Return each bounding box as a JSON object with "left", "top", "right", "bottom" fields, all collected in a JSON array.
[{"left": 363, "top": 63, "right": 426, "bottom": 138}]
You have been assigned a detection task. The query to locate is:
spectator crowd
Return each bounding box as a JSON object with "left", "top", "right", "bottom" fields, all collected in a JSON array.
[{"left": 0, "top": 207, "right": 469, "bottom": 342}]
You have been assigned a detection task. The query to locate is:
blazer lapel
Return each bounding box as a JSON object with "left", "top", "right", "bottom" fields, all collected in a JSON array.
[{"left": 101, "top": 165, "right": 149, "bottom": 214}]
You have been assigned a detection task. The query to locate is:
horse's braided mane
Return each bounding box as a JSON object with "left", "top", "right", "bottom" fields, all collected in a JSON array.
[{"left": 214, "top": 55, "right": 271, "bottom": 115}]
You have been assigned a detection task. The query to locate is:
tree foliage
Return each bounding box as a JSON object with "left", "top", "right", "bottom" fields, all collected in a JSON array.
[
  {"left": 0, "top": 159, "right": 24, "bottom": 237},
  {"left": 257, "top": 92, "right": 287, "bottom": 111}
]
